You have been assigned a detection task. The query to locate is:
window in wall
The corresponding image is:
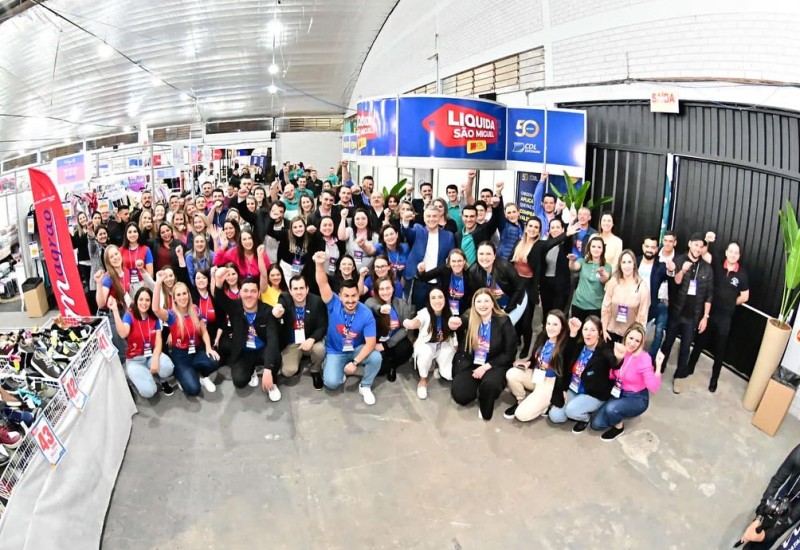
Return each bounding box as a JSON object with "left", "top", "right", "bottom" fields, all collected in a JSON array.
[{"left": 408, "top": 47, "right": 545, "bottom": 97}]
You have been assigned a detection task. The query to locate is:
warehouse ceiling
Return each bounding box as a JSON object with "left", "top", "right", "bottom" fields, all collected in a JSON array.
[{"left": 0, "top": 0, "right": 398, "bottom": 159}]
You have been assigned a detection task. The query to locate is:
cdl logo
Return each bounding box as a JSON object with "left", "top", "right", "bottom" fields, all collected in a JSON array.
[
  {"left": 511, "top": 142, "right": 541, "bottom": 154},
  {"left": 514, "top": 119, "right": 540, "bottom": 138}
]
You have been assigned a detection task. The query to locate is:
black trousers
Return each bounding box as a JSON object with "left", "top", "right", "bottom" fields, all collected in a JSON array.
[
  {"left": 660, "top": 314, "right": 698, "bottom": 379},
  {"left": 379, "top": 338, "right": 414, "bottom": 374},
  {"left": 687, "top": 312, "right": 733, "bottom": 383},
  {"left": 571, "top": 305, "right": 601, "bottom": 323},
  {"left": 450, "top": 352, "right": 508, "bottom": 420},
  {"left": 540, "top": 276, "right": 569, "bottom": 317},
  {"left": 231, "top": 348, "right": 280, "bottom": 388},
  {"left": 517, "top": 277, "right": 536, "bottom": 356}
]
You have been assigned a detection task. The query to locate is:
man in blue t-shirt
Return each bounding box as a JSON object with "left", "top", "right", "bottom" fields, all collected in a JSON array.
[{"left": 313, "top": 251, "right": 382, "bottom": 405}]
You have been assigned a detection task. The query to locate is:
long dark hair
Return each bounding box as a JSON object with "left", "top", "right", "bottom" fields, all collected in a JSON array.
[
  {"left": 131, "top": 287, "right": 155, "bottom": 321},
  {"left": 425, "top": 287, "right": 454, "bottom": 342},
  {"left": 372, "top": 275, "right": 395, "bottom": 338},
  {"left": 266, "top": 264, "right": 288, "bottom": 291},
  {"left": 121, "top": 221, "right": 141, "bottom": 249},
  {"left": 584, "top": 235, "right": 607, "bottom": 267},
  {"left": 531, "top": 309, "right": 569, "bottom": 376},
  {"left": 222, "top": 262, "right": 241, "bottom": 293},
  {"left": 236, "top": 228, "right": 256, "bottom": 266}
]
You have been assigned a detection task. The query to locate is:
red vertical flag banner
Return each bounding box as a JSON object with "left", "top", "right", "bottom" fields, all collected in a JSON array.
[{"left": 28, "top": 168, "right": 91, "bottom": 317}]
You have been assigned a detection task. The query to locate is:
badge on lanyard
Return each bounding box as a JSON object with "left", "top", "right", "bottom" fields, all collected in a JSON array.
[
  {"left": 291, "top": 257, "right": 303, "bottom": 274},
  {"left": 188, "top": 338, "right": 196, "bottom": 354},
  {"left": 474, "top": 322, "right": 490, "bottom": 365},
  {"left": 143, "top": 340, "right": 153, "bottom": 358},
  {"left": 130, "top": 268, "right": 140, "bottom": 284},
  {"left": 353, "top": 250, "right": 364, "bottom": 266},
  {"left": 342, "top": 336, "right": 355, "bottom": 352},
  {"left": 616, "top": 305, "right": 629, "bottom": 323},
  {"left": 294, "top": 313, "right": 306, "bottom": 344},
  {"left": 246, "top": 326, "right": 257, "bottom": 349},
  {"left": 610, "top": 380, "right": 622, "bottom": 399},
  {"left": 328, "top": 257, "right": 337, "bottom": 274},
  {"left": 449, "top": 299, "right": 460, "bottom": 316},
  {"left": 569, "top": 374, "right": 581, "bottom": 393},
  {"left": 688, "top": 278, "right": 698, "bottom": 296}
]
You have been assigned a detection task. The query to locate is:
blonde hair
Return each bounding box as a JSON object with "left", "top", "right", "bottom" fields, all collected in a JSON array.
[
  {"left": 170, "top": 282, "right": 203, "bottom": 342},
  {"left": 465, "top": 288, "right": 506, "bottom": 353},
  {"left": 288, "top": 215, "right": 311, "bottom": 253},
  {"left": 623, "top": 322, "right": 647, "bottom": 353},
  {"left": 511, "top": 218, "right": 542, "bottom": 264},
  {"left": 613, "top": 249, "right": 642, "bottom": 284}
]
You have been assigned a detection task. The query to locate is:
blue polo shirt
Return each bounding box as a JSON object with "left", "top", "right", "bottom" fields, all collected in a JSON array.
[{"left": 325, "top": 294, "right": 376, "bottom": 354}]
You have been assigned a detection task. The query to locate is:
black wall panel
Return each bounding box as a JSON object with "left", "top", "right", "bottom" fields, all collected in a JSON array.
[{"left": 562, "top": 100, "right": 800, "bottom": 378}]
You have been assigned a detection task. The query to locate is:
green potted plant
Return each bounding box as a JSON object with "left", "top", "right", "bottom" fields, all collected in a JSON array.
[
  {"left": 549, "top": 171, "right": 613, "bottom": 211},
  {"left": 743, "top": 200, "right": 800, "bottom": 410},
  {"left": 382, "top": 178, "right": 408, "bottom": 201}
]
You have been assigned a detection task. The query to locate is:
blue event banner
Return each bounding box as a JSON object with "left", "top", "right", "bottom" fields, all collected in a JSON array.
[
  {"left": 357, "top": 98, "right": 398, "bottom": 157},
  {"left": 506, "top": 108, "right": 545, "bottom": 164},
  {"left": 545, "top": 109, "right": 586, "bottom": 168},
  {"left": 397, "top": 96, "right": 506, "bottom": 161}
]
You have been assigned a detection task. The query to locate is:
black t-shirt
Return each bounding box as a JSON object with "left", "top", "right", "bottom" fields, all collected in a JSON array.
[{"left": 712, "top": 260, "right": 749, "bottom": 315}]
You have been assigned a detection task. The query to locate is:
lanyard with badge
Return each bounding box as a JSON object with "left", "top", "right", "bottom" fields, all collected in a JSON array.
[
  {"left": 245, "top": 311, "right": 258, "bottom": 349},
  {"left": 611, "top": 354, "right": 631, "bottom": 398},
  {"left": 486, "top": 273, "right": 504, "bottom": 299},
  {"left": 569, "top": 346, "right": 594, "bottom": 393},
  {"left": 294, "top": 307, "right": 306, "bottom": 343},
  {"left": 388, "top": 250, "right": 404, "bottom": 275},
  {"left": 138, "top": 317, "right": 154, "bottom": 358},
  {"left": 449, "top": 275, "right": 464, "bottom": 315},
  {"left": 687, "top": 261, "right": 699, "bottom": 296},
  {"left": 474, "top": 320, "right": 491, "bottom": 365},
  {"left": 342, "top": 310, "right": 355, "bottom": 352},
  {"left": 292, "top": 246, "right": 306, "bottom": 274},
  {"left": 533, "top": 341, "right": 554, "bottom": 385},
  {"left": 435, "top": 315, "right": 444, "bottom": 352},
  {"left": 181, "top": 315, "right": 196, "bottom": 354},
  {"left": 127, "top": 247, "right": 141, "bottom": 284}
]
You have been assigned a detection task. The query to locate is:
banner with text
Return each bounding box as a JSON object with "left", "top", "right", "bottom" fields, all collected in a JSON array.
[
  {"left": 356, "top": 98, "right": 398, "bottom": 161},
  {"left": 55, "top": 153, "right": 87, "bottom": 187},
  {"left": 29, "top": 168, "right": 91, "bottom": 317},
  {"left": 516, "top": 171, "right": 577, "bottom": 224}
]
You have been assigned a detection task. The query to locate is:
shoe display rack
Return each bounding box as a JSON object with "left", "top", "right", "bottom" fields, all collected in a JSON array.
[{"left": 0, "top": 316, "right": 112, "bottom": 516}]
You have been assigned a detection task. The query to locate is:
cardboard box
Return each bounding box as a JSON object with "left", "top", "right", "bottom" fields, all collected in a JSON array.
[
  {"left": 753, "top": 379, "right": 797, "bottom": 436},
  {"left": 22, "top": 277, "right": 48, "bottom": 318}
]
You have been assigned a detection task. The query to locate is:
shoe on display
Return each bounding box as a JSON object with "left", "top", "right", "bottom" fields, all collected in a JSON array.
[
  {"left": 199, "top": 376, "right": 216, "bottom": 393},
  {"left": 311, "top": 372, "right": 323, "bottom": 391},
  {"left": 601, "top": 425, "right": 625, "bottom": 441},
  {"left": 503, "top": 404, "right": 518, "bottom": 420},
  {"left": 267, "top": 386, "right": 282, "bottom": 402},
  {"left": 572, "top": 421, "right": 589, "bottom": 434},
  {"left": 1, "top": 408, "right": 34, "bottom": 430},
  {"left": 161, "top": 381, "right": 174, "bottom": 396},
  {"left": 0, "top": 446, "right": 9, "bottom": 468},
  {"left": 358, "top": 385, "right": 376, "bottom": 405},
  {"left": 248, "top": 372, "right": 259, "bottom": 388},
  {"left": 0, "top": 426, "right": 21, "bottom": 449},
  {"left": 29, "top": 351, "right": 62, "bottom": 379}
]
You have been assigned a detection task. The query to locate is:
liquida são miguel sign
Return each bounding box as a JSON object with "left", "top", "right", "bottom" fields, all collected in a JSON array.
[
  {"left": 356, "top": 98, "right": 398, "bottom": 158},
  {"left": 397, "top": 96, "right": 506, "bottom": 168}
]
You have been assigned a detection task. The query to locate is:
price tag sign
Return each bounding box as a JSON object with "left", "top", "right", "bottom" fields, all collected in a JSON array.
[
  {"left": 30, "top": 416, "right": 67, "bottom": 467},
  {"left": 59, "top": 367, "right": 88, "bottom": 410},
  {"left": 28, "top": 241, "right": 40, "bottom": 259},
  {"left": 97, "top": 330, "right": 115, "bottom": 360},
  {"left": 27, "top": 216, "right": 35, "bottom": 234}
]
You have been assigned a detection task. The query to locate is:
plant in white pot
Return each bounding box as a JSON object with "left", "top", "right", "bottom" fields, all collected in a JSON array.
[{"left": 743, "top": 200, "right": 800, "bottom": 411}]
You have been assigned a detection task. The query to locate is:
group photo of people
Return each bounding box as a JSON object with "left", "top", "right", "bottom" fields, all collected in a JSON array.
[{"left": 72, "top": 159, "right": 750, "bottom": 442}]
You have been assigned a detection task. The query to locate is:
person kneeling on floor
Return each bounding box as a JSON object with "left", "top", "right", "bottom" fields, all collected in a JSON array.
[
  {"left": 273, "top": 275, "right": 328, "bottom": 390},
  {"left": 213, "top": 267, "right": 282, "bottom": 401},
  {"left": 313, "top": 251, "right": 382, "bottom": 405},
  {"left": 590, "top": 323, "right": 662, "bottom": 441}
]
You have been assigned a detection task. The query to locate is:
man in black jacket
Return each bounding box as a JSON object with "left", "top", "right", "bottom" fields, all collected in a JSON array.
[
  {"left": 213, "top": 268, "right": 282, "bottom": 399},
  {"left": 659, "top": 232, "right": 714, "bottom": 394},
  {"left": 273, "top": 275, "right": 328, "bottom": 390},
  {"left": 454, "top": 204, "right": 500, "bottom": 266}
]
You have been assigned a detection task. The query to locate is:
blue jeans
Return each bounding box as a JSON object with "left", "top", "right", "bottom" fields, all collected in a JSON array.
[
  {"left": 322, "top": 345, "right": 382, "bottom": 390},
  {"left": 170, "top": 348, "right": 219, "bottom": 396},
  {"left": 648, "top": 301, "right": 669, "bottom": 361},
  {"left": 591, "top": 389, "right": 649, "bottom": 430},
  {"left": 126, "top": 354, "right": 175, "bottom": 398},
  {"left": 549, "top": 390, "right": 605, "bottom": 423}
]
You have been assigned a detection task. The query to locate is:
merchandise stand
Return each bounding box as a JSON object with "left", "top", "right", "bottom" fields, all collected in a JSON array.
[{"left": 0, "top": 317, "right": 137, "bottom": 550}]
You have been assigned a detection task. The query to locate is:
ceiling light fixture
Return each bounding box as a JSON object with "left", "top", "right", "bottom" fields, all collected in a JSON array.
[
  {"left": 268, "top": 84, "right": 278, "bottom": 94},
  {"left": 267, "top": 20, "right": 282, "bottom": 34},
  {"left": 98, "top": 42, "right": 114, "bottom": 59},
  {"left": 268, "top": 63, "right": 279, "bottom": 75},
  {"left": 123, "top": 125, "right": 132, "bottom": 133}
]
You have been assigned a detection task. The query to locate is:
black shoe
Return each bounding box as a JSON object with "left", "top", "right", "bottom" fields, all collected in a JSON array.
[
  {"left": 161, "top": 381, "right": 174, "bottom": 396},
  {"left": 572, "top": 421, "right": 589, "bottom": 434},
  {"left": 708, "top": 379, "right": 718, "bottom": 393},
  {"left": 387, "top": 367, "right": 397, "bottom": 382},
  {"left": 311, "top": 372, "right": 323, "bottom": 391},
  {"left": 601, "top": 425, "right": 625, "bottom": 441},
  {"left": 503, "top": 404, "right": 518, "bottom": 420}
]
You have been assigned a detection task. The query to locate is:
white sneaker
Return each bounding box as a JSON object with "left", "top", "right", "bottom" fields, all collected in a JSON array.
[
  {"left": 359, "top": 385, "right": 376, "bottom": 405},
  {"left": 417, "top": 384, "right": 428, "bottom": 400},
  {"left": 249, "top": 372, "right": 259, "bottom": 387},
  {"left": 433, "top": 367, "right": 440, "bottom": 380},
  {"left": 478, "top": 408, "right": 485, "bottom": 420},
  {"left": 268, "top": 385, "right": 282, "bottom": 402},
  {"left": 199, "top": 376, "right": 216, "bottom": 393}
]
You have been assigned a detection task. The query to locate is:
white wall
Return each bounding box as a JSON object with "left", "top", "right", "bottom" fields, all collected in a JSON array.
[
  {"left": 276, "top": 132, "right": 341, "bottom": 174},
  {"left": 349, "top": 0, "right": 800, "bottom": 112}
]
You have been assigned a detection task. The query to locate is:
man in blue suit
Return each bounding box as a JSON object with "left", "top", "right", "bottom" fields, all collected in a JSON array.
[{"left": 401, "top": 205, "right": 456, "bottom": 309}]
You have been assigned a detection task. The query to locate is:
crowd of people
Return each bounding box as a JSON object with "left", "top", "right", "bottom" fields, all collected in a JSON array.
[{"left": 68, "top": 160, "right": 751, "bottom": 440}]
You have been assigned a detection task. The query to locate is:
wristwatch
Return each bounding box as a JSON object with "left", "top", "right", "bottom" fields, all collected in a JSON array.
[{"left": 352, "top": 360, "right": 361, "bottom": 367}]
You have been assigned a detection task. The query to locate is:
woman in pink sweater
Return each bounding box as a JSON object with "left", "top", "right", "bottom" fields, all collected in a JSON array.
[{"left": 590, "top": 322, "right": 662, "bottom": 441}]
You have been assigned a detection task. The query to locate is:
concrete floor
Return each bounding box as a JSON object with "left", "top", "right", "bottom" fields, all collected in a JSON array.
[
  {"left": 98, "top": 354, "right": 799, "bottom": 549},
  {"left": 1, "top": 310, "right": 796, "bottom": 548}
]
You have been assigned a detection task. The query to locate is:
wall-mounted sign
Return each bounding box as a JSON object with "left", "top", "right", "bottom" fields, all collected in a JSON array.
[
  {"left": 356, "top": 97, "right": 398, "bottom": 161},
  {"left": 650, "top": 90, "right": 679, "bottom": 113},
  {"left": 55, "top": 153, "right": 86, "bottom": 186}
]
